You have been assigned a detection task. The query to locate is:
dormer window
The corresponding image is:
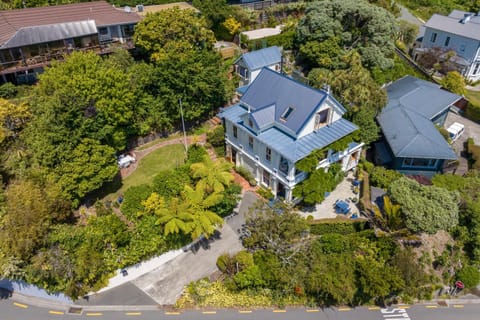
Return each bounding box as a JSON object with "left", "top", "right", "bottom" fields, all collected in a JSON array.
[
  {"left": 280, "top": 106, "right": 294, "bottom": 121},
  {"left": 314, "top": 108, "right": 330, "bottom": 130}
]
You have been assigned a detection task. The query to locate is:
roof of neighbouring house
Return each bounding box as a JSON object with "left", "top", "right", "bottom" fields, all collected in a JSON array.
[
  {"left": 424, "top": 10, "right": 480, "bottom": 41},
  {"left": 234, "top": 46, "right": 282, "bottom": 71},
  {"left": 0, "top": 1, "right": 141, "bottom": 48},
  {"left": 240, "top": 68, "right": 346, "bottom": 135},
  {"left": 378, "top": 76, "right": 459, "bottom": 160}
]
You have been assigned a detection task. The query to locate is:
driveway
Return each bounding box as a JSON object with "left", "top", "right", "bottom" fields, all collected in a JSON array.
[{"left": 131, "top": 192, "right": 258, "bottom": 305}]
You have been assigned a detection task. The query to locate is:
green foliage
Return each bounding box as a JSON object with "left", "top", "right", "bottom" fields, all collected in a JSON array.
[
  {"left": 371, "top": 54, "right": 427, "bottom": 85},
  {"left": 441, "top": 71, "right": 467, "bottom": 95},
  {"left": 465, "top": 102, "right": 480, "bottom": 123},
  {"left": 256, "top": 187, "right": 274, "bottom": 200},
  {"left": 190, "top": 155, "right": 233, "bottom": 194},
  {"left": 456, "top": 265, "right": 480, "bottom": 289},
  {"left": 296, "top": 0, "right": 397, "bottom": 70},
  {"left": 0, "top": 83, "right": 17, "bottom": 99},
  {"left": 388, "top": 177, "right": 459, "bottom": 234},
  {"left": 351, "top": 107, "right": 381, "bottom": 145},
  {"left": 293, "top": 163, "right": 343, "bottom": 205},
  {"left": 398, "top": 0, "right": 474, "bottom": 21},
  {"left": 308, "top": 220, "right": 369, "bottom": 235},
  {"left": 121, "top": 184, "right": 154, "bottom": 220},
  {"left": 235, "top": 166, "right": 256, "bottom": 186},
  {"left": 369, "top": 166, "right": 402, "bottom": 189},
  {"left": 210, "top": 183, "right": 241, "bottom": 217},
  {"left": 467, "top": 138, "right": 480, "bottom": 170},
  {"left": 397, "top": 20, "right": 419, "bottom": 47},
  {"left": 186, "top": 145, "right": 209, "bottom": 165}
]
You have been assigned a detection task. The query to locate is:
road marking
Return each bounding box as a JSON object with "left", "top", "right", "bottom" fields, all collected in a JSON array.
[
  {"left": 368, "top": 307, "right": 381, "bottom": 310},
  {"left": 165, "top": 311, "right": 181, "bottom": 315},
  {"left": 338, "top": 307, "right": 351, "bottom": 311},
  {"left": 126, "top": 312, "right": 142, "bottom": 316},
  {"left": 239, "top": 310, "right": 252, "bottom": 313},
  {"left": 425, "top": 305, "right": 438, "bottom": 309},
  {"left": 453, "top": 305, "right": 464, "bottom": 308},
  {"left": 48, "top": 310, "right": 65, "bottom": 315},
  {"left": 202, "top": 311, "right": 217, "bottom": 314},
  {"left": 86, "top": 312, "right": 103, "bottom": 316},
  {"left": 306, "top": 309, "right": 319, "bottom": 312},
  {"left": 13, "top": 302, "right": 28, "bottom": 309},
  {"left": 273, "top": 309, "right": 287, "bottom": 313}
]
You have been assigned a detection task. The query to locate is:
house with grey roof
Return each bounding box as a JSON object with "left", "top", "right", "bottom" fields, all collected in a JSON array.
[
  {"left": 219, "top": 68, "right": 363, "bottom": 202},
  {"left": 0, "top": 1, "right": 141, "bottom": 84},
  {"left": 376, "top": 76, "right": 461, "bottom": 176},
  {"left": 416, "top": 10, "right": 480, "bottom": 81},
  {"left": 234, "top": 46, "right": 282, "bottom": 87}
]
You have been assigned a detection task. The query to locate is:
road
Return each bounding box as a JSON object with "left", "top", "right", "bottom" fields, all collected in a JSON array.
[{"left": 1, "top": 298, "right": 480, "bottom": 320}]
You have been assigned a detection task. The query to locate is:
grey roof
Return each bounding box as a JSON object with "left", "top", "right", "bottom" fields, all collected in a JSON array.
[
  {"left": 385, "top": 75, "right": 461, "bottom": 120},
  {"left": 240, "top": 68, "right": 346, "bottom": 135},
  {"left": 424, "top": 12, "right": 480, "bottom": 41},
  {"left": 2, "top": 20, "right": 97, "bottom": 49},
  {"left": 219, "top": 103, "right": 358, "bottom": 162},
  {"left": 378, "top": 76, "right": 458, "bottom": 160},
  {"left": 235, "top": 46, "right": 281, "bottom": 71},
  {"left": 251, "top": 104, "right": 275, "bottom": 128}
]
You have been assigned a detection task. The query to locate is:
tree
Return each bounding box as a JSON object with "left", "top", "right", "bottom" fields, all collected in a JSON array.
[
  {"left": 190, "top": 155, "right": 233, "bottom": 194},
  {"left": 441, "top": 71, "right": 466, "bottom": 96},
  {"left": 133, "top": 7, "right": 216, "bottom": 62},
  {"left": 54, "top": 138, "right": 118, "bottom": 206},
  {"left": 243, "top": 200, "right": 308, "bottom": 265},
  {"left": 397, "top": 20, "right": 419, "bottom": 48},
  {"left": 0, "top": 99, "right": 30, "bottom": 145},
  {"left": 193, "top": 0, "right": 232, "bottom": 29},
  {"left": 388, "top": 177, "right": 459, "bottom": 234},
  {"left": 296, "top": 0, "right": 397, "bottom": 69},
  {"left": 293, "top": 163, "right": 343, "bottom": 205}
]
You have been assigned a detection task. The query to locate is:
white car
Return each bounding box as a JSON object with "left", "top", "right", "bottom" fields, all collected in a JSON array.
[
  {"left": 446, "top": 122, "right": 465, "bottom": 143},
  {"left": 118, "top": 154, "right": 135, "bottom": 168}
]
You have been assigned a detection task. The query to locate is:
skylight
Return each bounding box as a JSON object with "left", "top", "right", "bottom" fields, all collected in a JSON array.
[{"left": 280, "top": 106, "right": 294, "bottom": 121}]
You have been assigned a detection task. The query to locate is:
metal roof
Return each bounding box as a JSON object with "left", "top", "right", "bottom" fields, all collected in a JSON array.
[
  {"left": 251, "top": 104, "right": 275, "bottom": 128},
  {"left": 385, "top": 75, "right": 461, "bottom": 120},
  {"left": 0, "top": 1, "right": 141, "bottom": 47},
  {"left": 424, "top": 12, "right": 480, "bottom": 41},
  {"left": 235, "top": 46, "right": 282, "bottom": 71},
  {"left": 219, "top": 103, "right": 358, "bottom": 162},
  {"left": 378, "top": 77, "right": 458, "bottom": 160},
  {"left": 2, "top": 20, "right": 97, "bottom": 49},
  {"left": 240, "top": 68, "right": 345, "bottom": 135}
]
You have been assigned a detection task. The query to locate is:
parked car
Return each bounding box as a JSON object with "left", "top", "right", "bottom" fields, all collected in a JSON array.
[
  {"left": 118, "top": 154, "right": 135, "bottom": 168},
  {"left": 447, "top": 122, "right": 465, "bottom": 143}
]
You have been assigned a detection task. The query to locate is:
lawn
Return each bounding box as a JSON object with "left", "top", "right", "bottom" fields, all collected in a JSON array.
[
  {"left": 103, "top": 143, "right": 186, "bottom": 201},
  {"left": 466, "top": 90, "right": 480, "bottom": 107}
]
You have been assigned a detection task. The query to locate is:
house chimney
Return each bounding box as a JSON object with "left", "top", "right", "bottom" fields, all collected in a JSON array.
[{"left": 461, "top": 13, "right": 473, "bottom": 23}]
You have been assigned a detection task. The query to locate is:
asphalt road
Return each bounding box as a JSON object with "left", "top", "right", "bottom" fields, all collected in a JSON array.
[{"left": 1, "top": 299, "right": 480, "bottom": 320}]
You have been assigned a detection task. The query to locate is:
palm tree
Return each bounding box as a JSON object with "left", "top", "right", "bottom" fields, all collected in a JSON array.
[
  {"left": 182, "top": 184, "right": 224, "bottom": 240},
  {"left": 190, "top": 155, "right": 233, "bottom": 194},
  {"left": 383, "top": 195, "right": 403, "bottom": 231}
]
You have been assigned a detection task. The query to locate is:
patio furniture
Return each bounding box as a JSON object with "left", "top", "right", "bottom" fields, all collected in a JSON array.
[
  {"left": 335, "top": 200, "right": 350, "bottom": 214},
  {"left": 350, "top": 213, "right": 358, "bottom": 219}
]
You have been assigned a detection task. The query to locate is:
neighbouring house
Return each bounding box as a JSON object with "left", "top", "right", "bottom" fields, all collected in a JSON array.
[
  {"left": 0, "top": 1, "right": 141, "bottom": 84},
  {"left": 219, "top": 68, "right": 363, "bottom": 202},
  {"left": 415, "top": 10, "right": 480, "bottom": 81},
  {"left": 376, "top": 76, "right": 462, "bottom": 176},
  {"left": 234, "top": 46, "right": 282, "bottom": 87}
]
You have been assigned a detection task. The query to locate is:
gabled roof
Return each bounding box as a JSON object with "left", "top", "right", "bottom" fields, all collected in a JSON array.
[
  {"left": 378, "top": 76, "right": 458, "bottom": 160},
  {"left": 385, "top": 75, "right": 461, "bottom": 120},
  {"left": 240, "top": 68, "right": 345, "bottom": 135},
  {"left": 424, "top": 11, "right": 480, "bottom": 41},
  {"left": 219, "top": 103, "right": 358, "bottom": 162},
  {"left": 234, "top": 46, "right": 281, "bottom": 71},
  {"left": 0, "top": 1, "right": 141, "bottom": 48}
]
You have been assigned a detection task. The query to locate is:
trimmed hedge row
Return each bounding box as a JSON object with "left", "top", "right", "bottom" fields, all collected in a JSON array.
[{"left": 308, "top": 220, "right": 369, "bottom": 235}]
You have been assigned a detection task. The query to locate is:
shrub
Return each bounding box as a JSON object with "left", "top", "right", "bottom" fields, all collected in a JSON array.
[
  {"left": 207, "top": 125, "right": 225, "bottom": 156},
  {"left": 121, "top": 184, "right": 153, "bottom": 220},
  {"left": 0, "top": 83, "right": 17, "bottom": 98},
  {"left": 369, "top": 166, "right": 402, "bottom": 189},
  {"left": 456, "top": 265, "right": 480, "bottom": 289},
  {"left": 186, "top": 144, "right": 208, "bottom": 165},
  {"left": 235, "top": 166, "right": 256, "bottom": 186},
  {"left": 465, "top": 103, "right": 480, "bottom": 123},
  {"left": 257, "top": 187, "right": 274, "bottom": 200},
  {"left": 467, "top": 138, "right": 480, "bottom": 170},
  {"left": 308, "top": 220, "right": 369, "bottom": 235}
]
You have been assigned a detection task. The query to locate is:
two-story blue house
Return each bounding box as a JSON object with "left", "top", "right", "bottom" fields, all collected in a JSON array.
[
  {"left": 376, "top": 76, "right": 461, "bottom": 176},
  {"left": 417, "top": 10, "right": 480, "bottom": 81},
  {"left": 219, "top": 68, "right": 363, "bottom": 202}
]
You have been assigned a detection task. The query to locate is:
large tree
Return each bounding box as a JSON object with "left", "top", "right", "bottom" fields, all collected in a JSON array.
[{"left": 296, "top": 0, "right": 397, "bottom": 69}]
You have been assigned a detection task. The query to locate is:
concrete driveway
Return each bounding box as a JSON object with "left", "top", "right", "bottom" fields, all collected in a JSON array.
[{"left": 131, "top": 192, "right": 258, "bottom": 305}]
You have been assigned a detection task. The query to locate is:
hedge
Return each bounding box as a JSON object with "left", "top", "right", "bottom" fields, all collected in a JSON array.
[
  {"left": 465, "top": 103, "right": 480, "bottom": 123},
  {"left": 308, "top": 220, "right": 369, "bottom": 235},
  {"left": 467, "top": 138, "right": 480, "bottom": 169}
]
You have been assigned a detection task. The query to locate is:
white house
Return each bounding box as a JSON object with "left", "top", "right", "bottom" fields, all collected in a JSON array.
[
  {"left": 219, "top": 68, "right": 364, "bottom": 202},
  {"left": 234, "top": 46, "right": 282, "bottom": 87},
  {"left": 417, "top": 10, "right": 480, "bottom": 81}
]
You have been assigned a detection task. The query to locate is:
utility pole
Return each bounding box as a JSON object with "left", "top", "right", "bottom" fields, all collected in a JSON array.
[{"left": 179, "top": 98, "right": 188, "bottom": 155}]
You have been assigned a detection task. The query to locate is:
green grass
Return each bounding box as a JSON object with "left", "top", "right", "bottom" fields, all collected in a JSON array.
[
  {"left": 466, "top": 90, "right": 480, "bottom": 107},
  {"left": 103, "top": 143, "right": 186, "bottom": 201}
]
